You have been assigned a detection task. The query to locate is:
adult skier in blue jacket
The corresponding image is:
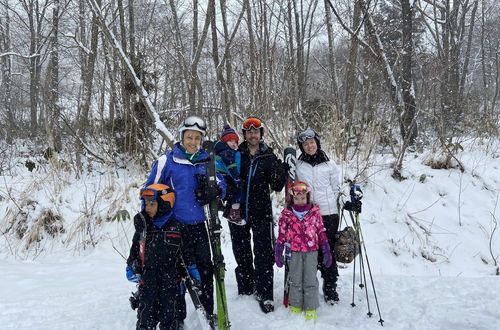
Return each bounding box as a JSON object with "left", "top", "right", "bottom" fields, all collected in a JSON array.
[{"left": 145, "top": 115, "right": 225, "bottom": 325}]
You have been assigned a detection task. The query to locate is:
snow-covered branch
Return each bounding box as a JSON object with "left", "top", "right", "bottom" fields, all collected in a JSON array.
[
  {"left": 85, "top": 0, "right": 175, "bottom": 146},
  {"left": 0, "top": 52, "right": 41, "bottom": 59}
]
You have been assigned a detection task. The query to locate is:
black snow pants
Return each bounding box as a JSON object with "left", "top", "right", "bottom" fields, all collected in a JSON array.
[
  {"left": 183, "top": 222, "right": 214, "bottom": 316},
  {"left": 137, "top": 266, "right": 183, "bottom": 330},
  {"left": 318, "top": 214, "right": 340, "bottom": 290},
  {"left": 228, "top": 219, "right": 274, "bottom": 301}
]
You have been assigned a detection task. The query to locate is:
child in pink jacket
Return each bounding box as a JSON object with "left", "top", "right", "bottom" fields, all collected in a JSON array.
[{"left": 275, "top": 181, "right": 332, "bottom": 321}]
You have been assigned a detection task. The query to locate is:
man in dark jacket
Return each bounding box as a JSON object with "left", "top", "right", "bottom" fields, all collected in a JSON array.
[{"left": 228, "top": 117, "right": 288, "bottom": 313}]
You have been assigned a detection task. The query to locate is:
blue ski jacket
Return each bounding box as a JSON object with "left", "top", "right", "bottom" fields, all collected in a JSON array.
[
  {"left": 145, "top": 142, "right": 226, "bottom": 225},
  {"left": 214, "top": 141, "right": 241, "bottom": 180}
]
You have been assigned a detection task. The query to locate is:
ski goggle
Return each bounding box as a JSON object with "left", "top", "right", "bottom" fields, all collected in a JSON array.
[
  {"left": 297, "top": 129, "right": 318, "bottom": 143},
  {"left": 242, "top": 117, "right": 263, "bottom": 130},
  {"left": 140, "top": 186, "right": 174, "bottom": 201},
  {"left": 183, "top": 116, "right": 207, "bottom": 131},
  {"left": 289, "top": 181, "right": 311, "bottom": 195}
]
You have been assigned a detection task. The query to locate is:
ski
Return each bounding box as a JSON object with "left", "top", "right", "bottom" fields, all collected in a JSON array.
[
  {"left": 183, "top": 267, "right": 214, "bottom": 330},
  {"left": 202, "top": 140, "right": 231, "bottom": 329},
  {"left": 282, "top": 146, "right": 297, "bottom": 308}
]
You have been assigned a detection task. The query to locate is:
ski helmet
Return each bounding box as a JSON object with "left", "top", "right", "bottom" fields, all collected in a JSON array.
[
  {"left": 242, "top": 116, "right": 264, "bottom": 138},
  {"left": 178, "top": 116, "right": 207, "bottom": 139},
  {"left": 140, "top": 184, "right": 175, "bottom": 215},
  {"left": 297, "top": 128, "right": 321, "bottom": 152}
]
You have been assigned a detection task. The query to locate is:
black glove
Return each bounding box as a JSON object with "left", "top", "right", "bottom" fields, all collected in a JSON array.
[
  {"left": 344, "top": 200, "right": 362, "bottom": 213},
  {"left": 273, "top": 160, "right": 289, "bottom": 179},
  {"left": 195, "top": 185, "right": 220, "bottom": 205},
  {"left": 281, "top": 161, "right": 290, "bottom": 174}
]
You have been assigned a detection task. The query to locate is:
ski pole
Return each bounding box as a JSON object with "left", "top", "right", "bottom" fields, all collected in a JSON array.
[
  {"left": 349, "top": 209, "right": 372, "bottom": 318},
  {"left": 357, "top": 215, "right": 384, "bottom": 326},
  {"left": 351, "top": 242, "right": 357, "bottom": 307}
]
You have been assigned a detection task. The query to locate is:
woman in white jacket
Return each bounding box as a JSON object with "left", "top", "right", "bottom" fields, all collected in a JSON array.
[{"left": 295, "top": 129, "right": 341, "bottom": 305}]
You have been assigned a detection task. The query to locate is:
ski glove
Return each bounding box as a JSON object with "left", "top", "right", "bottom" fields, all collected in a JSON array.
[
  {"left": 195, "top": 185, "right": 220, "bottom": 206},
  {"left": 320, "top": 243, "right": 333, "bottom": 268},
  {"left": 126, "top": 265, "right": 142, "bottom": 283},
  {"left": 274, "top": 243, "right": 284, "bottom": 268},
  {"left": 187, "top": 264, "right": 201, "bottom": 282},
  {"left": 271, "top": 160, "right": 289, "bottom": 182}
]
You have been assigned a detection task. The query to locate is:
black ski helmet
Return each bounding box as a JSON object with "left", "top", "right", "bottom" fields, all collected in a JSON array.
[{"left": 297, "top": 129, "right": 321, "bottom": 153}]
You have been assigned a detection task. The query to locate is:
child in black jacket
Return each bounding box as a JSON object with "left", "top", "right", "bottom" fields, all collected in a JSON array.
[{"left": 126, "top": 184, "right": 200, "bottom": 330}]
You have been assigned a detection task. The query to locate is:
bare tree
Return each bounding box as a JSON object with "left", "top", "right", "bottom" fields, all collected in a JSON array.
[
  {"left": 416, "top": 0, "right": 479, "bottom": 135},
  {"left": 19, "top": 0, "right": 51, "bottom": 136},
  {"left": 323, "top": 0, "right": 342, "bottom": 120},
  {"left": 77, "top": 0, "right": 100, "bottom": 135},
  {"left": 0, "top": 1, "right": 15, "bottom": 141},
  {"left": 44, "top": 0, "right": 61, "bottom": 154}
]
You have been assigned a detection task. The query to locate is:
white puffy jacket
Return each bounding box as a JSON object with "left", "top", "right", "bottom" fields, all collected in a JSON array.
[{"left": 295, "top": 159, "right": 340, "bottom": 216}]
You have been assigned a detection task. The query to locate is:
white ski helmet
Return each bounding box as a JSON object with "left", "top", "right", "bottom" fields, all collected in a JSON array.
[{"left": 178, "top": 116, "right": 207, "bottom": 139}]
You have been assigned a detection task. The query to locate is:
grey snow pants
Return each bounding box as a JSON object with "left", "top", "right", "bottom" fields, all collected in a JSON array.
[{"left": 288, "top": 250, "right": 319, "bottom": 310}]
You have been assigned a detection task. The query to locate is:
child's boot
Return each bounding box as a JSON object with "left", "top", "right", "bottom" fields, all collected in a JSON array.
[
  {"left": 290, "top": 306, "right": 302, "bottom": 314},
  {"left": 228, "top": 205, "right": 246, "bottom": 226},
  {"left": 305, "top": 309, "right": 317, "bottom": 321}
]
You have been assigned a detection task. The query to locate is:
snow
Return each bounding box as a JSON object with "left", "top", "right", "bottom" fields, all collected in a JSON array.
[{"left": 1, "top": 140, "right": 500, "bottom": 329}]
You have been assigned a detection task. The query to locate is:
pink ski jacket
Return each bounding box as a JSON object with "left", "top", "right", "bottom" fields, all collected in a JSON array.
[{"left": 276, "top": 205, "right": 328, "bottom": 252}]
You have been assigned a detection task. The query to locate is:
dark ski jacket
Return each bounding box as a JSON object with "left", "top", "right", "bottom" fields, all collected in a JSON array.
[
  {"left": 127, "top": 210, "right": 195, "bottom": 271},
  {"left": 238, "top": 141, "right": 287, "bottom": 222}
]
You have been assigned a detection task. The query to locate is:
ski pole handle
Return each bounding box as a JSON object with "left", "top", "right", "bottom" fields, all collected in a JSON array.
[{"left": 350, "top": 184, "right": 363, "bottom": 202}]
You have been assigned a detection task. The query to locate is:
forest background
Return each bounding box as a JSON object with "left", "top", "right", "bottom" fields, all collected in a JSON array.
[{"left": 1, "top": 0, "right": 498, "bottom": 175}]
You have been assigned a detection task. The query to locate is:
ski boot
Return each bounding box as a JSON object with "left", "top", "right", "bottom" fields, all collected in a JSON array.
[
  {"left": 305, "top": 309, "right": 317, "bottom": 321},
  {"left": 256, "top": 296, "right": 274, "bottom": 313},
  {"left": 227, "top": 207, "right": 246, "bottom": 226},
  {"left": 323, "top": 282, "right": 339, "bottom": 305}
]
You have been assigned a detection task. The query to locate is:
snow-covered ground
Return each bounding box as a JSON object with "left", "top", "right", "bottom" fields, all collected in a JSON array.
[{"left": 1, "top": 140, "right": 499, "bottom": 329}]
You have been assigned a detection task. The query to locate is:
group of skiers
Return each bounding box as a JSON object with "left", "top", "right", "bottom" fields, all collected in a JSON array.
[{"left": 126, "top": 115, "right": 341, "bottom": 329}]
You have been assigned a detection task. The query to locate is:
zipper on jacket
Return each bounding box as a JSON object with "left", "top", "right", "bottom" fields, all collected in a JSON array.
[{"left": 244, "top": 153, "right": 267, "bottom": 220}]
